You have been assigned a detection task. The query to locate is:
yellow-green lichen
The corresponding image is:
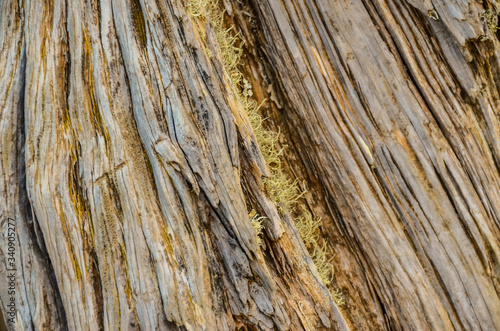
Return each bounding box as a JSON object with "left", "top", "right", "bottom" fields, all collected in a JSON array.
[
  {"left": 481, "top": 9, "right": 498, "bottom": 41},
  {"left": 188, "top": 0, "right": 344, "bottom": 306},
  {"left": 248, "top": 209, "right": 265, "bottom": 245}
]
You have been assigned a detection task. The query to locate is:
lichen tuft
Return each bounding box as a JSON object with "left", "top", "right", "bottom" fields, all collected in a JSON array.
[{"left": 188, "top": 0, "right": 344, "bottom": 307}]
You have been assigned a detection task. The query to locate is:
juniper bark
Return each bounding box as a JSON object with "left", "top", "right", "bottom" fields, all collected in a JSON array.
[{"left": 1, "top": 0, "right": 500, "bottom": 330}]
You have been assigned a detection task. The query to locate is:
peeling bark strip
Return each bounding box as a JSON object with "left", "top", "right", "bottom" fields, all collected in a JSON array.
[{"left": 0, "top": 0, "right": 500, "bottom": 330}]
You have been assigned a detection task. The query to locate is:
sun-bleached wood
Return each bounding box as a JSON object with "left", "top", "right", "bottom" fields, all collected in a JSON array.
[{"left": 0, "top": 0, "right": 499, "bottom": 330}]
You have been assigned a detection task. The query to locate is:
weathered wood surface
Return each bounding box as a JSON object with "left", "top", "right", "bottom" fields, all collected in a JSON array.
[
  {"left": 1, "top": 0, "right": 346, "bottom": 330},
  {"left": 0, "top": 0, "right": 500, "bottom": 330},
  {"left": 235, "top": 0, "right": 500, "bottom": 329}
]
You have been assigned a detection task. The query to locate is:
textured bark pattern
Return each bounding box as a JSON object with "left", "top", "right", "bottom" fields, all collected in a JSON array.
[
  {"left": 232, "top": 0, "right": 500, "bottom": 330},
  {"left": 0, "top": 0, "right": 500, "bottom": 330},
  {"left": 1, "top": 0, "right": 345, "bottom": 330}
]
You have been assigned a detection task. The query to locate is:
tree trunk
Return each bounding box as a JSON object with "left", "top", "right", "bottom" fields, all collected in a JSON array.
[{"left": 1, "top": 0, "right": 500, "bottom": 330}]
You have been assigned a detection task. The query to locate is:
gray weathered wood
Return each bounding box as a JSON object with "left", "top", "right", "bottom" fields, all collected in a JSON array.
[
  {"left": 235, "top": 0, "right": 500, "bottom": 329},
  {"left": 1, "top": 0, "right": 500, "bottom": 330}
]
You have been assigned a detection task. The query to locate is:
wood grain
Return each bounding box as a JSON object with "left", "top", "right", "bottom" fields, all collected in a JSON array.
[{"left": 1, "top": 0, "right": 499, "bottom": 330}]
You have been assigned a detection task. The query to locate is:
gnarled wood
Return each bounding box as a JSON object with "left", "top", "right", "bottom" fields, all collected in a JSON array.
[{"left": 1, "top": 0, "right": 500, "bottom": 330}]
